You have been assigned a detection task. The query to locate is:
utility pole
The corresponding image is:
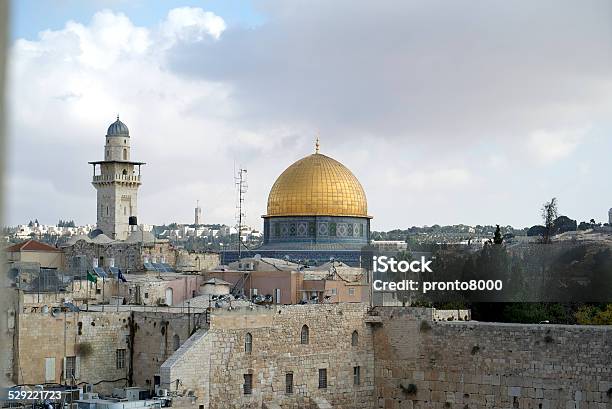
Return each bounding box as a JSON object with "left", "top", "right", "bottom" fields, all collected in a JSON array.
[{"left": 234, "top": 167, "right": 248, "bottom": 260}]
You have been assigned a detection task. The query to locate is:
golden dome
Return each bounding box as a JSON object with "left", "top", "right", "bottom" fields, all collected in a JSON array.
[{"left": 266, "top": 151, "right": 370, "bottom": 218}]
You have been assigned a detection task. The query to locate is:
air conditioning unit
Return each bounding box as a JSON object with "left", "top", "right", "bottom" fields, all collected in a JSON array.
[
  {"left": 83, "top": 384, "right": 93, "bottom": 393},
  {"left": 83, "top": 392, "right": 99, "bottom": 400},
  {"left": 157, "top": 389, "right": 168, "bottom": 397}
]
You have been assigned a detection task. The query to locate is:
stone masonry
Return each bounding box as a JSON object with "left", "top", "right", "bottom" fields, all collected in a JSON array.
[
  {"left": 373, "top": 307, "right": 612, "bottom": 409},
  {"left": 161, "top": 303, "right": 376, "bottom": 409}
]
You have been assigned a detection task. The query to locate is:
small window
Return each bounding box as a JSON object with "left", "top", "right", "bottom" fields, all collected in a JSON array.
[
  {"left": 123, "top": 149, "right": 127, "bottom": 160},
  {"left": 285, "top": 373, "right": 293, "bottom": 394},
  {"left": 243, "top": 374, "right": 253, "bottom": 395},
  {"left": 245, "top": 333, "right": 252, "bottom": 354},
  {"left": 173, "top": 334, "right": 180, "bottom": 351},
  {"left": 106, "top": 206, "right": 109, "bottom": 216},
  {"left": 116, "top": 349, "right": 126, "bottom": 369},
  {"left": 318, "top": 368, "right": 327, "bottom": 389},
  {"left": 65, "top": 356, "right": 77, "bottom": 379},
  {"left": 348, "top": 288, "right": 355, "bottom": 296},
  {"left": 352, "top": 330, "right": 359, "bottom": 347},
  {"left": 144, "top": 293, "right": 149, "bottom": 299},
  {"left": 300, "top": 325, "right": 309, "bottom": 345},
  {"left": 353, "top": 366, "right": 360, "bottom": 385},
  {"left": 96, "top": 288, "right": 101, "bottom": 295},
  {"left": 331, "top": 288, "right": 337, "bottom": 295}
]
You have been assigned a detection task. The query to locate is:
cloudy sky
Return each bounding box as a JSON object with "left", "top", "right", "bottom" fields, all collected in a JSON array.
[{"left": 6, "top": 0, "right": 612, "bottom": 231}]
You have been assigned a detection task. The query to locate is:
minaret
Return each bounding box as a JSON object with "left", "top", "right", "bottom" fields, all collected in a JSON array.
[
  {"left": 89, "top": 116, "right": 145, "bottom": 240},
  {"left": 195, "top": 200, "right": 202, "bottom": 225}
]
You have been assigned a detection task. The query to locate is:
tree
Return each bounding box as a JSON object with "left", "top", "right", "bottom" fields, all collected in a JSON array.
[
  {"left": 527, "top": 225, "right": 546, "bottom": 237},
  {"left": 552, "top": 216, "right": 577, "bottom": 234},
  {"left": 541, "top": 197, "right": 558, "bottom": 243},
  {"left": 493, "top": 225, "right": 503, "bottom": 245},
  {"left": 575, "top": 304, "right": 612, "bottom": 325}
]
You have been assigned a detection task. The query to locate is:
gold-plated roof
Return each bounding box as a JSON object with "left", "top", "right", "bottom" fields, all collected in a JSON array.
[{"left": 265, "top": 151, "right": 370, "bottom": 218}]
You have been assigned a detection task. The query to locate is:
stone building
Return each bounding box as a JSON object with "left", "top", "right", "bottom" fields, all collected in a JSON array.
[
  {"left": 89, "top": 116, "right": 145, "bottom": 241},
  {"left": 207, "top": 257, "right": 369, "bottom": 304},
  {"left": 161, "top": 303, "right": 376, "bottom": 409},
  {"left": 10, "top": 303, "right": 612, "bottom": 408},
  {"left": 62, "top": 234, "right": 219, "bottom": 275},
  {"left": 6, "top": 239, "right": 65, "bottom": 269}
]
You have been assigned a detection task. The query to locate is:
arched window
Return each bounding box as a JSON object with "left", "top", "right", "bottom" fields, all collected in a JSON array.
[
  {"left": 122, "top": 169, "right": 127, "bottom": 175},
  {"left": 300, "top": 325, "right": 309, "bottom": 345},
  {"left": 352, "top": 330, "right": 358, "bottom": 347},
  {"left": 245, "top": 333, "right": 252, "bottom": 353},
  {"left": 123, "top": 149, "right": 127, "bottom": 160},
  {"left": 173, "top": 334, "right": 180, "bottom": 351}
]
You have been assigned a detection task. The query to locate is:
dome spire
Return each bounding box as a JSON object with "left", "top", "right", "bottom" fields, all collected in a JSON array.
[{"left": 315, "top": 135, "right": 320, "bottom": 154}]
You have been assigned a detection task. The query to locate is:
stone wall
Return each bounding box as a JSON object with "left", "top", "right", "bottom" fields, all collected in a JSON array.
[
  {"left": 161, "top": 303, "right": 376, "bottom": 409},
  {"left": 15, "top": 311, "right": 131, "bottom": 394},
  {"left": 131, "top": 311, "right": 207, "bottom": 389},
  {"left": 374, "top": 307, "right": 612, "bottom": 409}
]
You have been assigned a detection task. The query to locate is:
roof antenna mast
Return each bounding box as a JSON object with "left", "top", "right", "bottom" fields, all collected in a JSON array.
[{"left": 235, "top": 167, "right": 248, "bottom": 259}]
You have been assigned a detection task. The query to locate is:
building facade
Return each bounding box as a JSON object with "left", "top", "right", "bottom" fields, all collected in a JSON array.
[{"left": 90, "top": 116, "right": 145, "bottom": 240}]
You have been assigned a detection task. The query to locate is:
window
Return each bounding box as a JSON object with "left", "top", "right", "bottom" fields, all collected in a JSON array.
[
  {"left": 123, "top": 149, "right": 127, "bottom": 160},
  {"left": 173, "top": 334, "right": 180, "bottom": 351},
  {"left": 243, "top": 374, "right": 253, "bottom": 395},
  {"left": 318, "top": 369, "right": 327, "bottom": 389},
  {"left": 349, "top": 288, "right": 355, "bottom": 296},
  {"left": 144, "top": 293, "right": 149, "bottom": 299},
  {"left": 352, "top": 330, "right": 359, "bottom": 347},
  {"left": 330, "top": 288, "right": 337, "bottom": 295},
  {"left": 285, "top": 373, "right": 293, "bottom": 394},
  {"left": 45, "top": 357, "right": 56, "bottom": 382},
  {"left": 300, "top": 325, "right": 309, "bottom": 345},
  {"left": 106, "top": 206, "right": 109, "bottom": 216},
  {"left": 275, "top": 288, "right": 281, "bottom": 304},
  {"left": 245, "top": 333, "right": 252, "bottom": 354},
  {"left": 64, "top": 356, "right": 77, "bottom": 379},
  {"left": 353, "top": 366, "right": 361, "bottom": 385},
  {"left": 116, "top": 349, "right": 126, "bottom": 369}
]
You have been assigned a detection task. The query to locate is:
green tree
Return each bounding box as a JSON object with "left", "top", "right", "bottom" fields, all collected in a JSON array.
[
  {"left": 493, "top": 225, "right": 503, "bottom": 245},
  {"left": 541, "top": 197, "right": 558, "bottom": 243}
]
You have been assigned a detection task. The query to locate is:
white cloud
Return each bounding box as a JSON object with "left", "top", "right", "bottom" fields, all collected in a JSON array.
[
  {"left": 7, "top": 2, "right": 612, "bottom": 230},
  {"left": 7, "top": 8, "right": 255, "bottom": 226},
  {"left": 527, "top": 128, "right": 587, "bottom": 164},
  {"left": 161, "top": 7, "right": 226, "bottom": 43}
]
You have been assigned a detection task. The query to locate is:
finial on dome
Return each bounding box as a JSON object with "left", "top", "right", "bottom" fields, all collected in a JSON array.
[
  {"left": 315, "top": 135, "right": 320, "bottom": 154},
  {"left": 117, "top": 114, "right": 120, "bottom": 121}
]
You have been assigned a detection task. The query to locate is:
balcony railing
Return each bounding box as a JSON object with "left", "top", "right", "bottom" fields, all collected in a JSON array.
[{"left": 92, "top": 174, "right": 141, "bottom": 183}]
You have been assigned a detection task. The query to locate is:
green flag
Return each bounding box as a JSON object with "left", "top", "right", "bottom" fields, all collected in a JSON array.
[{"left": 87, "top": 271, "right": 97, "bottom": 283}]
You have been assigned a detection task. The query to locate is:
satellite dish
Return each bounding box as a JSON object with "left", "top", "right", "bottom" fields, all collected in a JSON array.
[
  {"left": 254, "top": 254, "right": 261, "bottom": 260},
  {"left": 51, "top": 307, "right": 61, "bottom": 317},
  {"left": 42, "top": 305, "right": 49, "bottom": 315}
]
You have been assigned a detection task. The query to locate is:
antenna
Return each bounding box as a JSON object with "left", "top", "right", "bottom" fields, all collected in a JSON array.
[{"left": 234, "top": 167, "right": 248, "bottom": 259}]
